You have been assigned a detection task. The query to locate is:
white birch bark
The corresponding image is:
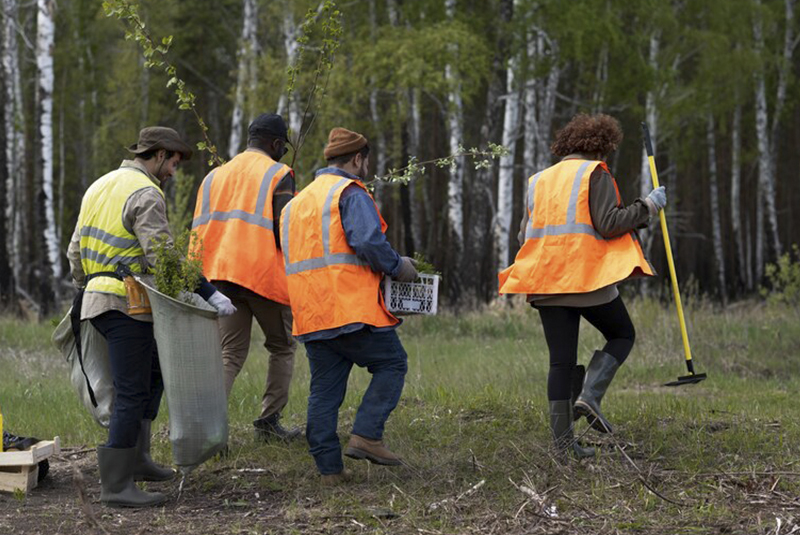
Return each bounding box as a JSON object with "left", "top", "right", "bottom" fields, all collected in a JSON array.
[
  {"left": 369, "top": 0, "right": 388, "bottom": 207},
  {"left": 280, "top": 6, "right": 301, "bottom": 137},
  {"left": 523, "top": 29, "right": 560, "bottom": 178},
  {"left": 3, "top": 0, "right": 25, "bottom": 291},
  {"left": 640, "top": 33, "right": 660, "bottom": 201},
  {"left": 407, "top": 88, "right": 424, "bottom": 252},
  {"left": 495, "top": 53, "right": 521, "bottom": 268},
  {"left": 752, "top": 0, "right": 792, "bottom": 264},
  {"left": 730, "top": 105, "right": 747, "bottom": 289},
  {"left": 755, "top": 182, "right": 764, "bottom": 282},
  {"left": 706, "top": 114, "right": 726, "bottom": 304},
  {"left": 36, "top": 0, "right": 61, "bottom": 282},
  {"left": 444, "top": 0, "right": 464, "bottom": 249},
  {"left": 229, "top": 0, "right": 258, "bottom": 159}
]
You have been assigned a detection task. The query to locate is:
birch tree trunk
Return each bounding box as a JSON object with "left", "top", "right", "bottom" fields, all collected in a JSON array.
[
  {"left": 444, "top": 0, "right": 464, "bottom": 301},
  {"left": 753, "top": 0, "right": 791, "bottom": 266},
  {"left": 229, "top": 0, "right": 258, "bottom": 159},
  {"left": 523, "top": 29, "right": 559, "bottom": 178},
  {"left": 730, "top": 105, "right": 747, "bottom": 289},
  {"left": 707, "top": 114, "right": 726, "bottom": 305},
  {"left": 36, "top": 0, "right": 61, "bottom": 299},
  {"left": 640, "top": 32, "right": 660, "bottom": 214},
  {"left": 407, "top": 88, "right": 424, "bottom": 253},
  {"left": 369, "top": 0, "right": 389, "bottom": 208},
  {"left": 495, "top": 53, "right": 521, "bottom": 270},
  {"left": 3, "top": 0, "right": 25, "bottom": 295},
  {"left": 280, "top": 6, "right": 301, "bottom": 137}
]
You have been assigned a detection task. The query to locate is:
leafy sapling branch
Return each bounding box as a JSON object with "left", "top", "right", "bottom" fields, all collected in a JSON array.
[
  {"left": 102, "top": 0, "right": 224, "bottom": 167},
  {"left": 372, "top": 143, "right": 509, "bottom": 185},
  {"left": 286, "top": 1, "right": 343, "bottom": 167},
  {"left": 152, "top": 231, "right": 205, "bottom": 301}
]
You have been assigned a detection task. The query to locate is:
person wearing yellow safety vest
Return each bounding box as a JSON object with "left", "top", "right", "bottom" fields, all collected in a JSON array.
[
  {"left": 191, "top": 113, "right": 301, "bottom": 441},
  {"left": 66, "top": 127, "right": 237, "bottom": 508},
  {"left": 498, "top": 114, "right": 667, "bottom": 460},
  {"left": 281, "top": 128, "right": 418, "bottom": 484}
]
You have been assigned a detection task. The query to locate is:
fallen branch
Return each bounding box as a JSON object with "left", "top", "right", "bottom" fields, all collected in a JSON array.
[
  {"left": 428, "top": 479, "right": 485, "bottom": 512},
  {"left": 73, "top": 465, "right": 110, "bottom": 535}
]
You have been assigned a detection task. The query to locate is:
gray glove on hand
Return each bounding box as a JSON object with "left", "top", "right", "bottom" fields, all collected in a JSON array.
[
  {"left": 394, "top": 256, "right": 418, "bottom": 283},
  {"left": 207, "top": 290, "right": 237, "bottom": 317},
  {"left": 645, "top": 186, "right": 667, "bottom": 214}
]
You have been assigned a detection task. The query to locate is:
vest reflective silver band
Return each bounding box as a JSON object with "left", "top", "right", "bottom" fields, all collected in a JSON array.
[
  {"left": 191, "top": 162, "right": 285, "bottom": 230},
  {"left": 525, "top": 161, "right": 603, "bottom": 241},
  {"left": 284, "top": 177, "right": 368, "bottom": 276}
]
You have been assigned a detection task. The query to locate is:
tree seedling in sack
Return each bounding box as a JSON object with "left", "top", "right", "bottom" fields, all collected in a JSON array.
[{"left": 152, "top": 231, "right": 205, "bottom": 301}]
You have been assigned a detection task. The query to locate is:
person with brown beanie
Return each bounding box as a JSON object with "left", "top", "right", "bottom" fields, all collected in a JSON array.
[{"left": 281, "top": 127, "right": 417, "bottom": 483}]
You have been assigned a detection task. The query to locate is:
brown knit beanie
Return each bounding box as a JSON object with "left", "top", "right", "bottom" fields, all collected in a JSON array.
[{"left": 324, "top": 127, "right": 368, "bottom": 160}]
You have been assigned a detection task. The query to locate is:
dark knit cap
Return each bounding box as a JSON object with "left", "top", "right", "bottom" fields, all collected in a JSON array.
[{"left": 324, "top": 127, "right": 368, "bottom": 160}]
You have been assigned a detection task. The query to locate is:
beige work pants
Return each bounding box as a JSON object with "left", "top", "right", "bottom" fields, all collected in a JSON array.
[{"left": 214, "top": 281, "right": 297, "bottom": 420}]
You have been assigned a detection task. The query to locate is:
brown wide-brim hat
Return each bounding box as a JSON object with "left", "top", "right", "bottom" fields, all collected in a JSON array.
[
  {"left": 127, "top": 126, "right": 193, "bottom": 160},
  {"left": 324, "top": 127, "right": 368, "bottom": 160}
]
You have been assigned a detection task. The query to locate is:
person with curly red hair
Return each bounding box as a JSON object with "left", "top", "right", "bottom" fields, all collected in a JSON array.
[{"left": 499, "top": 113, "right": 667, "bottom": 459}]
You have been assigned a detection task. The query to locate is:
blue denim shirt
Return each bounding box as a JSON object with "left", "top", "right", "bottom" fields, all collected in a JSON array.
[{"left": 297, "top": 167, "right": 402, "bottom": 343}]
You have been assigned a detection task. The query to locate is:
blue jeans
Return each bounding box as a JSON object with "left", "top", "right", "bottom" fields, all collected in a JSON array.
[
  {"left": 90, "top": 311, "right": 164, "bottom": 448},
  {"left": 304, "top": 328, "right": 408, "bottom": 475}
]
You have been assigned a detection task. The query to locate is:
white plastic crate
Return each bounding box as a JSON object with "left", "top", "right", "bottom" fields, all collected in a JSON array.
[{"left": 383, "top": 274, "right": 440, "bottom": 315}]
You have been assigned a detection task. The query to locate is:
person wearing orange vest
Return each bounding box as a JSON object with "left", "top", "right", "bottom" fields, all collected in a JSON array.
[
  {"left": 281, "top": 127, "right": 418, "bottom": 483},
  {"left": 499, "top": 114, "right": 667, "bottom": 459},
  {"left": 192, "top": 113, "right": 302, "bottom": 441}
]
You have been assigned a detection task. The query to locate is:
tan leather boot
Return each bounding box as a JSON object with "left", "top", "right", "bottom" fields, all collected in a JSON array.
[
  {"left": 344, "top": 435, "right": 402, "bottom": 466},
  {"left": 320, "top": 468, "right": 353, "bottom": 486}
]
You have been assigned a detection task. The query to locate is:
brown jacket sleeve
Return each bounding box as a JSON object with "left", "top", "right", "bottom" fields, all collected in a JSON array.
[
  {"left": 589, "top": 167, "right": 652, "bottom": 239},
  {"left": 123, "top": 187, "right": 173, "bottom": 269},
  {"left": 67, "top": 222, "right": 85, "bottom": 287}
]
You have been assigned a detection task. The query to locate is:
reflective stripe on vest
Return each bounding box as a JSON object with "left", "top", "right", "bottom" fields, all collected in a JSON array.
[
  {"left": 282, "top": 174, "right": 397, "bottom": 337},
  {"left": 282, "top": 177, "right": 369, "bottom": 275},
  {"left": 77, "top": 167, "right": 160, "bottom": 296},
  {"left": 191, "top": 151, "right": 291, "bottom": 304},
  {"left": 498, "top": 159, "right": 653, "bottom": 295},
  {"left": 524, "top": 161, "right": 603, "bottom": 240}
]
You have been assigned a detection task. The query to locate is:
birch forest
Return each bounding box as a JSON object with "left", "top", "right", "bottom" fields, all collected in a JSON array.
[{"left": 2, "top": 0, "right": 800, "bottom": 315}]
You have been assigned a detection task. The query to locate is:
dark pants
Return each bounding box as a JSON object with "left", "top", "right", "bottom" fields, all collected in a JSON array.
[
  {"left": 90, "top": 311, "right": 163, "bottom": 449},
  {"left": 537, "top": 296, "right": 635, "bottom": 401},
  {"left": 304, "top": 328, "right": 408, "bottom": 475}
]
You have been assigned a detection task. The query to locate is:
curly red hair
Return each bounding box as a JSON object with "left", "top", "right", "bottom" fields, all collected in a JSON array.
[{"left": 550, "top": 113, "right": 623, "bottom": 158}]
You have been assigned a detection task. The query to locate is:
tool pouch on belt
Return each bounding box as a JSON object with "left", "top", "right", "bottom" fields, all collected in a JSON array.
[{"left": 117, "top": 264, "right": 152, "bottom": 315}]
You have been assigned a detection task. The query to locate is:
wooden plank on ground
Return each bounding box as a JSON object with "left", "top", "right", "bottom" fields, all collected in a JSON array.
[
  {"left": 0, "top": 437, "right": 60, "bottom": 467},
  {"left": 0, "top": 464, "right": 39, "bottom": 493}
]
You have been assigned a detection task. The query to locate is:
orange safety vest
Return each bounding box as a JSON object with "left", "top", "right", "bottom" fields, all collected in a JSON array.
[
  {"left": 281, "top": 173, "right": 399, "bottom": 337},
  {"left": 499, "top": 159, "right": 653, "bottom": 295},
  {"left": 191, "top": 150, "right": 293, "bottom": 305}
]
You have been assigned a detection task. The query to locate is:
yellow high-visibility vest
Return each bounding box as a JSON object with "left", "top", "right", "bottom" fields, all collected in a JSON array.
[{"left": 77, "top": 167, "right": 163, "bottom": 297}]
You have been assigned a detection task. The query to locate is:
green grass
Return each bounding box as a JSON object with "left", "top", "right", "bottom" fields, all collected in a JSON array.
[{"left": 2, "top": 297, "right": 800, "bottom": 534}]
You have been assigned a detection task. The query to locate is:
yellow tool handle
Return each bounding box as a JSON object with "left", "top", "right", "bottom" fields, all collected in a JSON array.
[{"left": 642, "top": 124, "right": 694, "bottom": 369}]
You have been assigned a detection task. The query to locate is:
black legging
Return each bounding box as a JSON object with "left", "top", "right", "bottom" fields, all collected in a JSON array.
[{"left": 536, "top": 296, "right": 635, "bottom": 401}]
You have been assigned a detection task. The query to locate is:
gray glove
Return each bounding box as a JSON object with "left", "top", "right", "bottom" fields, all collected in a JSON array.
[
  {"left": 646, "top": 186, "right": 667, "bottom": 213},
  {"left": 207, "top": 290, "right": 237, "bottom": 317},
  {"left": 394, "top": 256, "right": 418, "bottom": 283}
]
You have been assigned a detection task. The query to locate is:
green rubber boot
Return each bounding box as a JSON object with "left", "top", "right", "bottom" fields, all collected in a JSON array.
[
  {"left": 574, "top": 350, "right": 620, "bottom": 434},
  {"left": 98, "top": 446, "right": 167, "bottom": 508},
  {"left": 550, "top": 400, "right": 595, "bottom": 460},
  {"left": 133, "top": 420, "right": 175, "bottom": 482}
]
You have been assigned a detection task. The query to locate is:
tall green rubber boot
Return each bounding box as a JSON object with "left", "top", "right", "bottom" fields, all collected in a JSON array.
[
  {"left": 98, "top": 446, "right": 167, "bottom": 508},
  {"left": 574, "top": 350, "right": 620, "bottom": 434},
  {"left": 550, "top": 400, "right": 595, "bottom": 460},
  {"left": 133, "top": 420, "right": 175, "bottom": 482}
]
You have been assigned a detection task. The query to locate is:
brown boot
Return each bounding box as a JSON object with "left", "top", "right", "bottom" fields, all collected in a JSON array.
[
  {"left": 344, "top": 435, "right": 402, "bottom": 466},
  {"left": 320, "top": 468, "right": 353, "bottom": 486}
]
